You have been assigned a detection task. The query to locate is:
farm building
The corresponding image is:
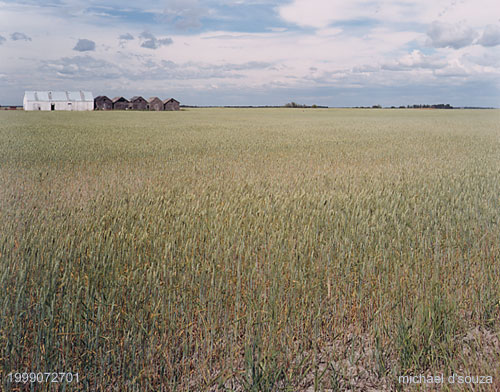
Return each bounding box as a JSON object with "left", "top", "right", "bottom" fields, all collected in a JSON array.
[
  {"left": 112, "top": 97, "right": 129, "bottom": 110},
  {"left": 23, "top": 91, "right": 94, "bottom": 111},
  {"left": 130, "top": 96, "right": 148, "bottom": 110},
  {"left": 94, "top": 95, "right": 112, "bottom": 110},
  {"left": 163, "top": 98, "right": 180, "bottom": 111},
  {"left": 148, "top": 97, "right": 163, "bottom": 111}
]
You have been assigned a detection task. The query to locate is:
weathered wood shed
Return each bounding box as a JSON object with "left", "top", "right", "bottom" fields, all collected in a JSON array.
[
  {"left": 130, "top": 96, "right": 148, "bottom": 110},
  {"left": 112, "top": 96, "right": 129, "bottom": 110},
  {"left": 94, "top": 95, "right": 112, "bottom": 110},
  {"left": 148, "top": 97, "right": 163, "bottom": 111},
  {"left": 163, "top": 98, "right": 180, "bottom": 111}
]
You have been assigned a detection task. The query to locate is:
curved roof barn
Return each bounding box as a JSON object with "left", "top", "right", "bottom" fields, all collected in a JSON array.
[{"left": 23, "top": 91, "right": 94, "bottom": 111}]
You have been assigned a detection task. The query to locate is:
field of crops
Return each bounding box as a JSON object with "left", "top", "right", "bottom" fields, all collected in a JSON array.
[{"left": 1, "top": 108, "right": 499, "bottom": 391}]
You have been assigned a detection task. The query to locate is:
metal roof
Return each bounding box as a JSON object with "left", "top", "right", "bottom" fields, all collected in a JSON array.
[{"left": 24, "top": 91, "right": 93, "bottom": 102}]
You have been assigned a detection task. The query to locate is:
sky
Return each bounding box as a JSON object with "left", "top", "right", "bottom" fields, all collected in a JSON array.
[{"left": 0, "top": 0, "right": 499, "bottom": 107}]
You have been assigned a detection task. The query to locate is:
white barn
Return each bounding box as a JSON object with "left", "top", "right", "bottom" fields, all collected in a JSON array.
[{"left": 23, "top": 91, "right": 94, "bottom": 111}]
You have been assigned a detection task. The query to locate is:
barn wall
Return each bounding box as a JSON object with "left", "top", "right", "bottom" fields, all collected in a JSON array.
[
  {"left": 148, "top": 99, "right": 163, "bottom": 111},
  {"left": 55, "top": 102, "right": 71, "bottom": 111},
  {"left": 113, "top": 101, "right": 129, "bottom": 110},
  {"left": 95, "top": 99, "right": 112, "bottom": 110},
  {"left": 24, "top": 100, "right": 93, "bottom": 111},
  {"left": 25, "top": 101, "right": 51, "bottom": 111},
  {"left": 74, "top": 101, "right": 94, "bottom": 111},
  {"left": 165, "top": 101, "right": 180, "bottom": 111},
  {"left": 131, "top": 100, "right": 147, "bottom": 110}
]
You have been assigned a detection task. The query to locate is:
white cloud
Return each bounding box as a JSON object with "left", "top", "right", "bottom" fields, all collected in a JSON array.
[
  {"left": 139, "top": 32, "right": 173, "bottom": 49},
  {"left": 11, "top": 31, "right": 31, "bottom": 41},
  {"left": 161, "top": 0, "right": 208, "bottom": 30},
  {"left": 315, "top": 28, "right": 342, "bottom": 37},
  {"left": 381, "top": 50, "right": 446, "bottom": 71},
  {"left": 119, "top": 33, "right": 134, "bottom": 41},
  {"left": 42, "top": 55, "right": 120, "bottom": 79},
  {"left": 433, "top": 59, "right": 470, "bottom": 77},
  {"left": 278, "top": 0, "right": 500, "bottom": 29},
  {"left": 0, "top": 0, "right": 498, "bottom": 106},
  {"left": 464, "top": 52, "right": 500, "bottom": 68},
  {"left": 278, "top": 0, "right": 436, "bottom": 28},
  {"left": 73, "top": 38, "right": 96, "bottom": 52},
  {"left": 267, "top": 27, "right": 287, "bottom": 32},
  {"left": 477, "top": 24, "right": 500, "bottom": 47},
  {"left": 279, "top": 0, "right": 352, "bottom": 29},
  {"left": 426, "top": 21, "right": 477, "bottom": 49}
]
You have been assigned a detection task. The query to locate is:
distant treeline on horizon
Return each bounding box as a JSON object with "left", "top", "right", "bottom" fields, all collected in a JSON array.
[{"left": 181, "top": 104, "right": 496, "bottom": 109}]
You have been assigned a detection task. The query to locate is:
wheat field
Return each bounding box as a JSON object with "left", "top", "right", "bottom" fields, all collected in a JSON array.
[{"left": 1, "top": 108, "right": 499, "bottom": 391}]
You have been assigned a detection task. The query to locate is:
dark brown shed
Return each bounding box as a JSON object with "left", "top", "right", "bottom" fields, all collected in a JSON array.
[
  {"left": 163, "top": 98, "right": 180, "bottom": 111},
  {"left": 94, "top": 95, "right": 112, "bottom": 110},
  {"left": 148, "top": 97, "right": 164, "bottom": 111},
  {"left": 112, "top": 96, "right": 130, "bottom": 110},
  {"left": 130, "top": 96, "right": 148, "bottom": 110}
]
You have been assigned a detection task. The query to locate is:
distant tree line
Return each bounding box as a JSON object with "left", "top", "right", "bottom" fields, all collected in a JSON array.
[
  {"left": 368, "top": 104, "right": 454, "bottom": 109},
  {"left": 284, "top": 102, "right": 327, "bottom": 108},
  {"left": 408, "top": 104, "right": 453, "bottom": 109}
]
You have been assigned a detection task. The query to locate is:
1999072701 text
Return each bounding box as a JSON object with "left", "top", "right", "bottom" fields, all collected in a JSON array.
[{"left": 6, "top": 372, "right": 79, "bottom": 384}]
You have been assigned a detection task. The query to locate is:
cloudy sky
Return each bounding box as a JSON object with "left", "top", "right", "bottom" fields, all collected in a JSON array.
[{"left": 0, "top": 0, "right": 499, "bottom": 106}]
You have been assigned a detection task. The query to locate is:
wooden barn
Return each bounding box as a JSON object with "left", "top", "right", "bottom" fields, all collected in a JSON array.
[
  {"left": 163, "top": 98, "right": 180, "bottom": 111},
  {"left": 130, "top": 96, "right": 148, "bottom": 110},
  {"left": 112, "top": 96, "right": 129, "bottom": 110},
  {"left": 94, "top": 95, "right": 112, "bottom": 110},
  {"left": 148, "top": 97, "right": 163, "bottom": 111}
]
